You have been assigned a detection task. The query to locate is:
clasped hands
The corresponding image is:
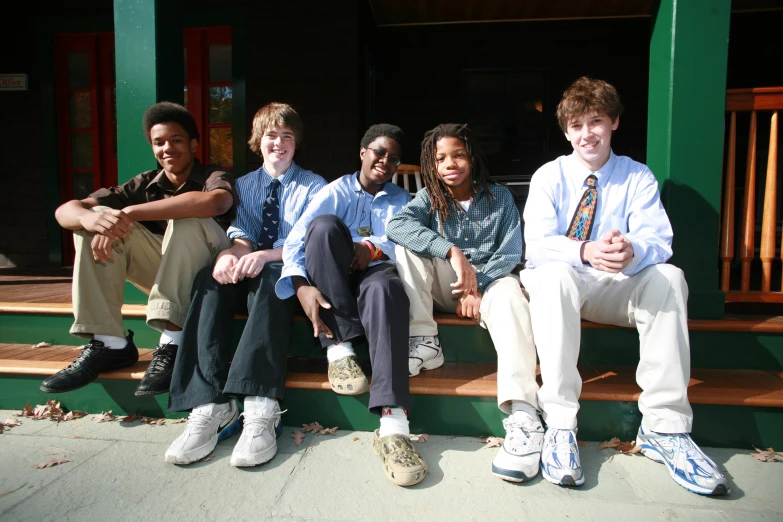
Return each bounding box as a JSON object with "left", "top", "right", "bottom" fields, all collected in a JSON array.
[{"left": 581, "top": 229, "right": 634, "bottom": 273}]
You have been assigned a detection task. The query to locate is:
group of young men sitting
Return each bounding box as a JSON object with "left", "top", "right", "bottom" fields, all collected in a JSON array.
[{"left": 41, "top": 77, "right": 729, "bottom": 495}]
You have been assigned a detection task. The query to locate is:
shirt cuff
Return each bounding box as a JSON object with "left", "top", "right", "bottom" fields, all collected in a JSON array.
[
  {"left": 622, "top": 239, "right": 645, "bottom": 276},
  {"left": 431, "top": 237, "right": 455, "bottom": 260},
  {"left": 275, "top": 265, "right": 309, "bottom": 300},
  {"left": 227, "top": 230, "right": 257, "bottom": 250},
  {"left": 476, "top": 272, "right": 493, "bottom": 294}
]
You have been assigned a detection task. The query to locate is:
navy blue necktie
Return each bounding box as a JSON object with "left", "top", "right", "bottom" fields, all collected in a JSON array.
[{"left": 259, "top": 178, "right": 280, "bottom": 250}]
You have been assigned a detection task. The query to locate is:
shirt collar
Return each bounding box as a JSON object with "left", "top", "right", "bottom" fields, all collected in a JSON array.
[
  {"left": 567, "top": 151, "right": 616, "bottom": 187},
  {"left": 147, "top": 159, "right": 205, "bottom": 192},
  {"left": 261, "top": 162, "right": 298, "bottom": 187},
  {"left": 351, "top": 171, "right": 394, "bottom": 197}
]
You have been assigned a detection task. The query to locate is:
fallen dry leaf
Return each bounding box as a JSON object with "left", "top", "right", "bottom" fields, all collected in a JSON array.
[
  {"left": 60, "top": 411, "right": 87, "bottom": 422},
  {"left": 319, "top": 427, "right": 338, "bottom": 435},
  {"left": 64, "top": 435, "right": 86, "bottom": 439},
  {"left": 577, "top": 440, "right": 587, "bottom": 447},
  {"left": 32, "top": 342, "right": 52, "bottom": 348},
  {"left": 93, "top": 411, "right": 116, "bottom": 423},
  {"left": 480, "top": 436, "right": 504, "bottom": 449},
  {"left": 18, "top": 403, "right": 34, "bottom": 418},
  {"left": 352, "top": 437, "right": 359, "bottom": 441},
  {"left": 141, "top": 417, "right": 166, "bottom": 426},
  {"left": 751, "top": 447, "right": 782, "bottom": 462},
  {"left": 0, "top": 424, "right": 4, "bottom": 434},
  {"left": 171, "top": 418, "right": 187, "bottom": 424},
  {"left": 203, "top": 452, "right": 215, "bottom": 462},
  {"left": 600, "top": 437, "right": 641, "bottom": 455},
  {"left": 302, "top": 421, "right": 324, "bottom": 434},
  {"left": 291, "top": 430, "right": 306, "bottom": 446},
  {"left": 3, "top": 418, "right": 21, "bottom": 427},
  {"left": 120, "top": 413, "right": 141, "bottom": 423},
  {"left": 34, "top": 459, "right": 70, "bottom": 469},
  {"left": 411, "top": 434, "right": 429, "bottom": 443},
  {"left": 32, "top": 400, "right": 64, "bottom": 421}
]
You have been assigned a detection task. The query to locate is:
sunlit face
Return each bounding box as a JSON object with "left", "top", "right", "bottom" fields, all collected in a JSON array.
[
  {"left": 564, "top": 111, "right": 619, "bottom": 171},
  {"left": 260, "top": 125, "right": 296, "bottom": 169},
  {"left": 359, "top": 136, "right": 401, "bottom": 188},
  {"left": 150, "top": 122, "right": 198, "bottom": 176},
  {"left": 435, "top": 136, "right": 471, "bottom": 195}
]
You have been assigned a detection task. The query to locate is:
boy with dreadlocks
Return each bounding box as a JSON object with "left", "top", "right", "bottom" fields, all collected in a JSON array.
[{"left": 387, "top": 123, "right": 541, "bottom": 482}]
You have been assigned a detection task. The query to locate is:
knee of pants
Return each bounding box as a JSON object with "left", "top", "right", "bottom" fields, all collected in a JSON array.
[
  {"left": 165, "top": 217, "right": 205, "bottom": 238},
  {"left": 395, "top": 244, "right": 422, "bottom": 264},
  {"left": 647, "top": 264, "right": 688, "bottom": 298},
  {"left": 362, "top": 272, "right": 409, "bottom": 308},
  {"left": 483, "top": 277, "right": 527, "bottom": 311},
  {"left": 191, "top": 264, "right": 218, "bottom": 294},
  {"left": 306, "top": 214, "right": 344, "bottom": 236},
  {"left": 525, "top": 262, "right": 580, "bottom": 294}
]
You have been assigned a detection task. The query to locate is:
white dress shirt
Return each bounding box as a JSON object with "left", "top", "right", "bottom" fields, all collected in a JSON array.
[{"left": 523, "top": 151, "right": 673, "bottom": 276}]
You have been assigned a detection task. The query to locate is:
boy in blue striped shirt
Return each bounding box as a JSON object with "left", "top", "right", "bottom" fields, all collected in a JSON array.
[
  {"left": 164, "top": 103, "right": 326, "bottom": 468},
  {"left": 387, "top": 123, "right": 541, "bottom": 483}
]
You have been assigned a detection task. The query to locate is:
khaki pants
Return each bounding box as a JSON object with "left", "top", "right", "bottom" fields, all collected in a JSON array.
[
  {"left": 71, "top": 209, "right": 230, "bottom": 338},
  {"left": 519, "top": 262, "right": 692, "bottom": 433},
  {"left": 395, "top": 246, "right": 539, "bottom": 413}
]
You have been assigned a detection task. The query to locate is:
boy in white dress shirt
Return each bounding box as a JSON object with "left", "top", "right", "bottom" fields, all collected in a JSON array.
[{"left": 520, "top": 76, "right": 729, "bottom": 496}]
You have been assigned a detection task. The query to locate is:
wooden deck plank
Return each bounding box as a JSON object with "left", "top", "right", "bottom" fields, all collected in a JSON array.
[{"left": 1, "top": 345, "right": 781, "bottom": 407}]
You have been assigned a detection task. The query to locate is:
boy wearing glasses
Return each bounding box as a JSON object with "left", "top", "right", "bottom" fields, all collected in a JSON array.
[{"left": 276, "top": 124, "right": 427, "bottom": 487}]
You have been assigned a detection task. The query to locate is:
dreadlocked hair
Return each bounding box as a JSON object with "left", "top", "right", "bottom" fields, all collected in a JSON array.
[{"left": 419, "top": 123, "right": 495, "bottom": 222}]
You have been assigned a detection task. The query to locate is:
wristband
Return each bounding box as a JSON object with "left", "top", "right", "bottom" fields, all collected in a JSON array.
[
  {"left": 363, "top": 240, "right": 375, "bottom": 257},
  {"left": 363, "top": 240, "right": 383, "bottom": 261}
]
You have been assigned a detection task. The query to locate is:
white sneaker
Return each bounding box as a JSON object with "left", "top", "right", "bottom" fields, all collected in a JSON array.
[
  {"left": 230, "top": 397, "right": 285, "bottom": 467},
  {"left": 408, "top": 336, "right": 444, "bottom": 376},
  {"left": 164, "top": 400, "right": 239, "bottom": 465},
  {"left": 491, "top": 411, "right": 544, "bottom": 482},
  {"left": 541, "top": 428, "right": 585, "bottom": 487},
  {"left": 636, "top": 425, "right": 729, "bottom": 496}
]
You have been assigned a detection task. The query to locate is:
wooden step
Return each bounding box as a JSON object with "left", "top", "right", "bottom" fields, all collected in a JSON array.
[
  {"left": 2, "top": 344, "right": 781, "bottom": 408},
  {"left": 3, "top": 301, "right": 783, "bottom": 333}
]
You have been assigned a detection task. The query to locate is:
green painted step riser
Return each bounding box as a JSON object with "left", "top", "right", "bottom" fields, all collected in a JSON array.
[
  {"left": 0, "top": 374, "right": 779, "bottom": 449},
  {"left": 3, "top": 312, "right": 783, "bottom": 370}
]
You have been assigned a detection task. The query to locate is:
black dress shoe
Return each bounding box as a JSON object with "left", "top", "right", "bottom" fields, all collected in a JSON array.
[
  {"left": 134, "top": 341, "right": 178, "bottom": 396},
  {"left": 40, "top": 331, "right": 139, "bottom": 393}
]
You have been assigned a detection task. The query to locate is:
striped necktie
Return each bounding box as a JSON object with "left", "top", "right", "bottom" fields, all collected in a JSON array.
[
  {"left": 566, "top": 174, "right": 598, "bottom": 241},
  {"left": 259, "top": 178, "right": 281, "bottom": 250}
]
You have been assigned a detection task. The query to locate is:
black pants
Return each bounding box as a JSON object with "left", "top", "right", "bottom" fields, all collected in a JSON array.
[
  {"left": 168, "top": 262, "right": 295, "bottom": 412},
  {"left": 305, "top": 214, "right": 411, "bottom": 414}
]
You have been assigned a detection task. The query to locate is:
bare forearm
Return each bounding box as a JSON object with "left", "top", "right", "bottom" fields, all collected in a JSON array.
[
  {"left": 55, "top": 199, "right": 98, "bottom": 230},
  {"left": 124, "top": 190, "right": 232, "bottom": 222}
]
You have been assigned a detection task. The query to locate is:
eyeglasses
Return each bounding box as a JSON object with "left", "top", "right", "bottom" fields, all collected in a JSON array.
[{"left": 368, "top": 147, "right": 401, "bottom": 167}]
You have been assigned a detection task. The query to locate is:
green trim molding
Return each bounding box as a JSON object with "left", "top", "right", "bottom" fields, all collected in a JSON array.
[{"left": 647, "top": 0, "right": 731, "bottom": 318}]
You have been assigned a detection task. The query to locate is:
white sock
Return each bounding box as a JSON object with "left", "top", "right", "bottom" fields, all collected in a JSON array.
[
  {"left": 160, "top": 329, "right": 183, "bottom": 346},
  {"left": 94, "top": 334, "right": 127, "bottom": 350},
  {"left": 326, "top": 342, "right": 355, "bottom": 363},
  {"left": 244, "top": 395, "right": 277, "bottom": 414},
  {"left": 510, "top": 400, "right": 539, "bottom": 420},
  {"left": 379, "top": 406, "right": 410, "bottom": 437}
]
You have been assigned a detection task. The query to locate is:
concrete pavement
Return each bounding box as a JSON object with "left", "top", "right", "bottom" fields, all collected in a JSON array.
[{"left": 1, "top": 410, "right": 781, "bottom": 521}]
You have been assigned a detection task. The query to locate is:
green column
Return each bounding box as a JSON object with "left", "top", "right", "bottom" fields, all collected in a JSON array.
[
  {"left": 114, "top": 0, "right": 158, "bottom": 183},
  {"left": 647, "top": 0, "right": 731, "bottom": 318}
]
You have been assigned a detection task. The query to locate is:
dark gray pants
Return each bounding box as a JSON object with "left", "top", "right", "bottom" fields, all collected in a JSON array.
[
  {"left": 168, "top": 262, "right": 295, "bottom": 412},
  {"left": 305, "top": 214, "right": 411, "bottom": 414}
]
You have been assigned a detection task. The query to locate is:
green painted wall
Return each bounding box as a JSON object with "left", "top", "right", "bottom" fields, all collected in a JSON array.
[
  {"left": 647, "top": 0, "right": 731, "bottom": 318},
  {"left": 114, "top": 0, "right": 159, "bottom": 183}
]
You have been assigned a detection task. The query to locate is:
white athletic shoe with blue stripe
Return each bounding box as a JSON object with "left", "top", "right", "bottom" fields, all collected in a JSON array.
[
  {"left": 541, "top": 428, "right": 585, "bottom": 487},
  {"left": 636, "top": 425, "right": 730, "bottom": 496}
]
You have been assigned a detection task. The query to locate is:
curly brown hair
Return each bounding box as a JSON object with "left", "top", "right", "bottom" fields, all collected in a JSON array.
[
  {"left": 248, "top": 102, "right": 304, "bottom": 155},
  {"left": 556, "top": 77, "right": 624, "bottom": 132}
]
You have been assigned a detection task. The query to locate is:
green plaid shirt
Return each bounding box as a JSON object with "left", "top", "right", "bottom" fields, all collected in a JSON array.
[{"left": 387, "top": 183, "right": 523, "bottom": 293}]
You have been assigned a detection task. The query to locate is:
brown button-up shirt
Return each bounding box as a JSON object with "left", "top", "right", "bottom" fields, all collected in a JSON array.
[{"left": 90, "top": 160, "right": 237, "bottom": 236}]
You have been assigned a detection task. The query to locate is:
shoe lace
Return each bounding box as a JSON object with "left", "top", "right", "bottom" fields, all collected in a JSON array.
[
  {"left": 503, "top": 417, "right": 541, "bottom": 451},
  {"left": 63, "top": 343, "right": 105, "bottom": 371},
  {"left": 242, "top": 408, "right": 286, "bottom": 435},
  {"left": 673, "top": 433, "right": 719, "bottom": 472},
  {"left": 147, "top": 342, "right": 176, "bottom": 374},
  {"left": 184, "top": 410, "right": 215, "bottom": 434}
]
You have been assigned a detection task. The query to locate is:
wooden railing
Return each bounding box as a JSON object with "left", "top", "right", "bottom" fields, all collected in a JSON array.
[{"left": 720, "top": 87, "right": 782, "bottom": 302}]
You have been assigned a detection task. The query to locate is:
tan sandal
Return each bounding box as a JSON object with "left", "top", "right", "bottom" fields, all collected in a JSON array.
[
  {"left": 372, "top": 429, "right": 427, "bottom": 486},
  {"left": 327, "top": 356, "right": 369, "bottom": 395}
]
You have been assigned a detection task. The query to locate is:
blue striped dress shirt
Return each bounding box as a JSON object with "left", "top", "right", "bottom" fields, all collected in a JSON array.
[{"left": 227, "top": 163, "right": 326, "bottom": 250}]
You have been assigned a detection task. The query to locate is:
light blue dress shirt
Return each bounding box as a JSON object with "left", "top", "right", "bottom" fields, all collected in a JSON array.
[
  {"left": 227, "top": 163, "right": 326, "bottom": 250},
  {"left": 276, "top": 172, "right": 413, "bottom": 299},
  {"left": 523, "top": 151, "right": 673, "bottom": 276}
]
